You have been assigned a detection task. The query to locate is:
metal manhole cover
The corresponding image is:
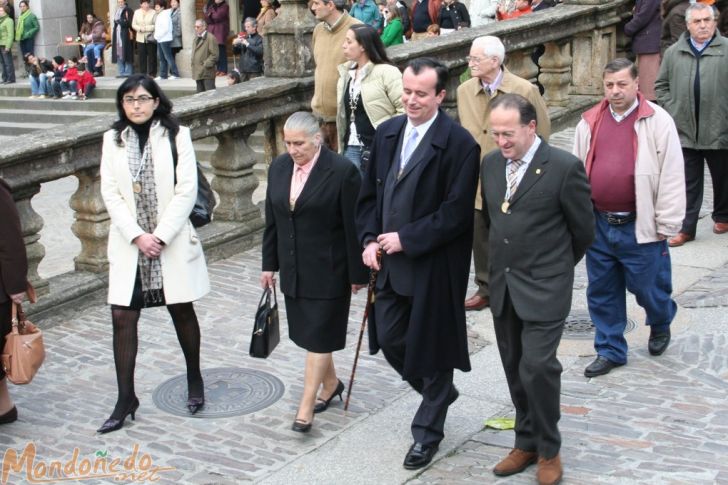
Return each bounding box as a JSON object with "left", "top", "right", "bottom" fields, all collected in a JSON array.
[
  {"left": 563, "top": 312, "right": 636, "bottom": 340},
  {"left": 152, "top": 367, "right": 285, "bottom": 418}
]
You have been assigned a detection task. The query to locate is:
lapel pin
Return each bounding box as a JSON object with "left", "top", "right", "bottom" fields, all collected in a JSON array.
[{"left": 536, "top": 168, "right": 541, "bottom": 175}]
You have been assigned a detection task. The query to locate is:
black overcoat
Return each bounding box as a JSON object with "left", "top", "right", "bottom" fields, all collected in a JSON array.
[
  {"left": 0, "top": 179, "right": 28, "bottom": 304},
  {"left": 111, "top": 6, "right": 134, "bottom": 65},
  {"left": 356, "top": 111, "right": 480, "bottom": 379},
  {"left": 482, "top": 142, "right": 595, "bottom": 322},
  {"left": 262, "top": 147, "right": 368, "bottom": 298}
]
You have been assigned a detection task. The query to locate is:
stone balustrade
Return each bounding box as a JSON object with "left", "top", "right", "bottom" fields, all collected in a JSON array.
[{"left": 0, "top": 0, "right": 631, "bottom": 319}]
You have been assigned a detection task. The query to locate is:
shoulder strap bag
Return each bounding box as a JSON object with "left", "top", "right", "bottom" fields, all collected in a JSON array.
[
  {"left": 169, "top": 129, "right": 216, "bottom": 228},
  {"left": 2, "top": 286, "right": 45, "bottom": 385}
]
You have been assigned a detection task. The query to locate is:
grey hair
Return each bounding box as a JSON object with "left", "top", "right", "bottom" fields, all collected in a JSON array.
[
  {"left": 284, "top": 112, "right": 322, "bottom": 139},
  {"left": 195, "top": 18, "right": 207, "bottom": 27},
  {"left": 244, "top": 17, "right": 257, "bottom": 27},
  {"left": 471, "top": 36, "right": 506, "bottom": 65},
  {"left": 685, "top": 3, "right": 716, "bottom": 23}
]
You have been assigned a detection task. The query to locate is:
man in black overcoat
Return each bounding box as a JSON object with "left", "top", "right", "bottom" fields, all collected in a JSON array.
[
  {"left": 481, "top": 94, "right": 594, "bottom": 485},
  {"left": 356, "top": 58, "right": 480, "bottom": 470}
]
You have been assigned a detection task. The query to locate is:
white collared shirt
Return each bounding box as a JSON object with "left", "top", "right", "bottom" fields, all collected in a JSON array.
[
  {"left": 504, "top": 136, "right": 541, "bottom": 200},
  {"left": 481, "top": 68, "right": 504, "bottom": 97},
  {"left": 401, "top": 111, "right": 439, "bottom": 162},
  {"left": 609, "top": 98, "right": 639, "bottom": 123}
]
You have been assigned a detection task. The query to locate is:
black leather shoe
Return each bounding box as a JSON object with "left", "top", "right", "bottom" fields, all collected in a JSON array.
[
  {"left": 314, "top": 379, "right": 345, "bottom": 414},
  {"left": 187, "top": 396, "right": 205, "bottom": 415},
  {"left": 584, "top": 356, "right": 623, "bottom": 377},
  {"left": 0, "top": 406, "right": 18, "bottom": 425},
  {"left": 97, "top": 398, "right": 140, "bottom": 434},
  {"left": 448, "top": 386, "right": 459, "bottom": 406},
  {"left": 403, "top": 442, "right": 438, "bottom": 470},
  {"left": 648, "top": 329, "right": 671, "bottom": 356}
]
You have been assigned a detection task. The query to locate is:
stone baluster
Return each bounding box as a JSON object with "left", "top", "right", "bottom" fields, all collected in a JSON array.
[
  {"left": 539, "top": 40, "right": 572, "bottom": 108},
  {"left": 506, "top": 49, "right": 539, "bottom": 86},
  {"left": 70, "top": 168, "right": 110, "bottom": 273},
  {"left": 209, "top": 125, "right": 264, "bottom": 230},
  {"left": 262, "top": 0, "right": 317, "bottom": 77},
  {"left": 13, "top": 185, "right": 48, "bottom": 295},
  {"left": 571, "top": 26, "right": 617, "bottom": 96}
]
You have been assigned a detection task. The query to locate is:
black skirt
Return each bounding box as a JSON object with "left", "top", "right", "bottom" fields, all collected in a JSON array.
[
  {"left": 284, "top": 294, "right": 352, "bottom": 353},
  {"left": 110, "top": 267, "right": 166, "bottom": 311}
]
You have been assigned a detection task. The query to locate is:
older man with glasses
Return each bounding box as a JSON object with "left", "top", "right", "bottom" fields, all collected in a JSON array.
[
  {"left": 191, "top": 19, "right": 219, "bottom": 92},
  {"left": 456, "top": 35, "right": 551, "bottom": 313}
]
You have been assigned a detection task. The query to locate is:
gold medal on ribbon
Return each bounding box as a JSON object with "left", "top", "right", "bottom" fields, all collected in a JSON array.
[
  {"left": 501, "top": 201, "right": 510, "bottom": 213},
  {"left": 133, "top": 182, "right": 142, "bottom": 194}
]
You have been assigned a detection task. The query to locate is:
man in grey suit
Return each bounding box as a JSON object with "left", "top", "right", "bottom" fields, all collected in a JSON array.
[{"left": 482, "top": 94, "right": 594, "bottom": 485}]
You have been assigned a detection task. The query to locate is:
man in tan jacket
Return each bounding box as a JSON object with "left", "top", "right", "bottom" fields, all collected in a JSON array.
[
  {"left": 456, "top": 35, "right": 550, "bottom": 311},
  {"left": 191, "top": 19, "right": 219, "bottom": 92},
  {"left": 311, "top": 0, "right": 361, "bottom": 151}
]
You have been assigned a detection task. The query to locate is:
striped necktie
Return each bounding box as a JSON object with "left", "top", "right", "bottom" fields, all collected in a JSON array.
[{"left": 506, "top": 159, "right": 525, "bottom": 199}]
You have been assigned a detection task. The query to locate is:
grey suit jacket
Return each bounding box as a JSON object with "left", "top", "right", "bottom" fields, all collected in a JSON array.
[{"left": 482, "top": 140, "right": 594, "bottom": 322}]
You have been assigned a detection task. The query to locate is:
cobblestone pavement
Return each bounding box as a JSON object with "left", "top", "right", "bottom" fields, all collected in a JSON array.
[{"left": 4, "top": 126, "right": 728, "bottom": 484}]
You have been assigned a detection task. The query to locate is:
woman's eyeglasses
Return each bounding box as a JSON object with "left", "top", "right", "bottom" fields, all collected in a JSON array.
[{"left": 123, "top": 95, "right": 155, "bottom": 105}]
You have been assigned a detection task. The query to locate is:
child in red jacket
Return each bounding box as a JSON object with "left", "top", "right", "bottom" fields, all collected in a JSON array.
[{"left": 76, "top": 63, "right": 96, "bottom": 100}]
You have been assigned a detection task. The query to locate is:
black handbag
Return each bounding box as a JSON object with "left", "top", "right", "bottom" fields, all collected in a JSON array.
[
  {"left": 170, "top": 130, "right": 215, "bottom": 228},
  {"left": 249, "top": 286, "right": 280, "bottom": 358}
]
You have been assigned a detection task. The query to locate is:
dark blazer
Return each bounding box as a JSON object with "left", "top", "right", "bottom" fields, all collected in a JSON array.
[
  {"left": 357, "top": 111, "right": 480, "bottom": 378},
  {"left": 262, "top": 147, "right": 368, "bottom": 299},
  {"left": 482, "top": 141, "right": 594, "bottom": 322},
  {"left": 625, "top": 0, "right": 662, "bottom": 54},
  {"left": 111, "top": 5, "right": 134, "bottom": 65},
  {"left": 0, "top": 179, "right": 28, "bottom": 304}
]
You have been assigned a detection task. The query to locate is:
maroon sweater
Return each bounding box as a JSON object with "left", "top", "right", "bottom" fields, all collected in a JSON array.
[{"left": 589, "top": 109, "right": 638, "bottom": 212}]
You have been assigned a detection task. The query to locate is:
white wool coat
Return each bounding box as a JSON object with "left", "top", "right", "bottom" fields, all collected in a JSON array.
[{"left": 100, "top": 123, "right": 210, "bottom": 306}]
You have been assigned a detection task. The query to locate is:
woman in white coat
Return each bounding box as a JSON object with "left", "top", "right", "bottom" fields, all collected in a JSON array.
[{"left": 98, "top": 74, "right": 210, "bottom": 434}]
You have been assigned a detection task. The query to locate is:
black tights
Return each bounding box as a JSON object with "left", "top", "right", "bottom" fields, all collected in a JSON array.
[{"left": 110, "top": 302, "right": 203, "bottom": 419}]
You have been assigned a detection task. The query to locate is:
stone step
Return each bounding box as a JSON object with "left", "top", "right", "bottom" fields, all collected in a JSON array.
[
  {"left": 0, "top": 108, "right": 107, "bottom": 124},
  {"left": 0, "top": 121, "right": 59, "bottom": 136},
  {"left": 0, "top": 81, "right": 196, "bottom": 99},
  {"left": 0, "top": 95, "right": 115, "bottom": 112}
]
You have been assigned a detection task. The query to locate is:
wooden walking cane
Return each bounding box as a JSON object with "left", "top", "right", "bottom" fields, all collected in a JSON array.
[{"left": 344, "top": 250, "right": 381, "bottom": 411}]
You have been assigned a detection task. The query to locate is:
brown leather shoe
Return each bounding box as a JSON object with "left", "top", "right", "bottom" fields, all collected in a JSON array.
[
  {"left": 464, "top": 294, "right": 489, "bottom": 311},
  {"left": 493, "top": 448, "right": 537, "bottom": 476},
  {"left": 714, "top": 222, "right": 728, "bottom": 234},
  {"left": 668, "top": 232, "right": 695, "bottom": 247},
  {"left": 537, "top": 454, "right": 563, "bottom": 485}
]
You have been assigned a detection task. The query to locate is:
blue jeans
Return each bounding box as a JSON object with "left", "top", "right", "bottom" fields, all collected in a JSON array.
[
  {"left": 117, "top": 60, "right": 133, "bottom": 76},
  {"left": 0, "top": 47, "right": 14, "bottom": 82},
  {"left": 586, "top": 211, "right": 677, "bottom": 364},
  {"left": 84, "top": 43, "right": 105, "bottom": 68},
  {"left": 29, "top": 75, "right": 50, "bottom": 95},
  {"left": 157, "top": 41, "right": 179, "bottom": 78},
  {"left": 343, "top": 145, "right": 364, "bottom": 173},
  {"left": 61, "top": 80, "right": 78, "bottom": 94}
]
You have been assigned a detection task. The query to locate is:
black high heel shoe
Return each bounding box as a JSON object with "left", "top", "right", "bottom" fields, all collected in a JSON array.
[
  {"left": 187, "top": 396, "right": 205, "bottom": 415},
  {"left": 314, "top": 379, "right": 345, "bottom": 414},
  {"left": 97, "top": 397, "right": 140, "bottom": 434},
  {"left": 291, "top": 418, "right": 312, "bottom": 433}
]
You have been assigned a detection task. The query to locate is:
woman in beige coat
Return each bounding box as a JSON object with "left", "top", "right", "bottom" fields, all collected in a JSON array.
[
  {"left": 336, "top": 24, "right": 404, "bottom": 172},
  {"left": 98, "top": 74, "right": 210, "bottom": 434},
  {"left": 132, "top": 1, "right": 157, "bottom": 77}
]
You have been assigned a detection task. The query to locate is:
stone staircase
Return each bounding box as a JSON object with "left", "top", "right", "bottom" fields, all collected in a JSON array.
[{"left": 0, "top": 81, "right": 267, "bottom": 170}]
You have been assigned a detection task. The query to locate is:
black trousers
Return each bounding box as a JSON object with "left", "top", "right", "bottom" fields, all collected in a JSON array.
[
  {"left": 136, "top": 41, "right": 157, "bottom": 77},
  {"left": 493, "top": 289, "right": 563, "bottom": 458},
  {"left": 375, "top": 279, "right": 455, "bottom": 447},
  {"left": 681, "top": 148, "right": 728, "bottom": 236}
]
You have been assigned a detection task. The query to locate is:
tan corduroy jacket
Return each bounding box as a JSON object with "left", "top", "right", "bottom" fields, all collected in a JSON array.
[
  {"left": 457, "top": 68, "right": 551, "bottom": 210},
  {"left": 311, "top": 12, "right": 361, "bottom": 122}
]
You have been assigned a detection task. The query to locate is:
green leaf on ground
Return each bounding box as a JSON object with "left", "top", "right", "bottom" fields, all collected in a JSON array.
[{"left": 484, "top": 417, "right": 515, "bottom": 430}]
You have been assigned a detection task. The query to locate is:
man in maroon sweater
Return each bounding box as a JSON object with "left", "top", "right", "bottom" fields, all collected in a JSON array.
[{"left": 573, "top": 58, "right": 685, "bottom": 377}]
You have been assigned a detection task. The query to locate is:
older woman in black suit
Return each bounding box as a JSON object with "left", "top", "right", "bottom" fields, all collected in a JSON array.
[
  {"left": 261, "top": 111, "right": 368, "bottom": 432},
  {"left": 0, "top": 179, "right": 29, "bottom": 425}
]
